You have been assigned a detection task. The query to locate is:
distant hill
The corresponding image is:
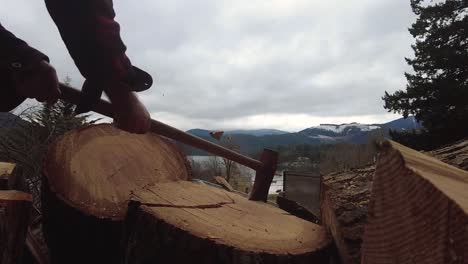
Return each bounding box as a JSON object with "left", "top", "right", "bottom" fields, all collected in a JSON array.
[
  {"left": 186, "top": 128, "right": 288, "bottom": 137},
  {"left": 225, "top": 129, "right": 288, "bottom": 136},
  {"left": 380, "top": 116, "right": 421, "bottom": 131},
  {"left": 185, "top": 117, "right": 422, "bottom": 156},
  {"left": 186, "top": 129, "right": 212, "bottom": 138}
]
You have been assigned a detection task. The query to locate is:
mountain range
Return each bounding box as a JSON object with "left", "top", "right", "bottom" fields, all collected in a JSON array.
[
  {"left": 0, "top": 113, "right": 421, "bottom": 156},
  {"left": 186, "top": 117, "right": 421, "bottom": 155}
]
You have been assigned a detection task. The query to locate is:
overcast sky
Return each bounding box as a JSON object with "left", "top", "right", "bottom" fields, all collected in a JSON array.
[{"left": 1, "top": 0, "right": 416, "bottom": 131}]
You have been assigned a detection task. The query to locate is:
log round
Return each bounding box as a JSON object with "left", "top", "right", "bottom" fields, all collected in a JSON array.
[
  {"left": 124, "top": 181, "right": 331, "bottom": 263},
  {"left": 42, "top": 124, "right": 191, "bottom": 263}
]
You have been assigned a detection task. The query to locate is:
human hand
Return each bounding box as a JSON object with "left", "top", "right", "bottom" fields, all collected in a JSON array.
[
  {"left": 105, "top": 82, "right": 151, "bottom": 134},
  {"left": 13, "top": 60, "right": 61, "bottom": 104}
]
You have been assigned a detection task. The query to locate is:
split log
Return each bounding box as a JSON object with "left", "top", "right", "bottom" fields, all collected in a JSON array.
[
  {"left": 42, "top": 124, "right": 191, "bottom": 263},
  {"left": 0, "top": 190, "right": 32, "bottom": 264},
  {"left": 123, "top": 180, "right": 332, "bottom": 264},
  {"left": 361, "top": 140, "right": 468, "bottom": 263}
]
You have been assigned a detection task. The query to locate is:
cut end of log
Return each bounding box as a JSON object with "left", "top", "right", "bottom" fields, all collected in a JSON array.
[
  {"left": 43, "top": 124, "right": 191, "bottom": 220},
  {"left": 126, "top": 181, "right": 331, "bottom": 262}
]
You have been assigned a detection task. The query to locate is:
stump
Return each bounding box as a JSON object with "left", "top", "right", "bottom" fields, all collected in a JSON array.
[
  {"left": 361, "top": 141, "right": 468, "bottom": 263},
  {"left": 123, "top": 180, "right": 331, "bottom": 264},
  {"left": 42, "top": 124, "right": 191, "bottom": 263},
  {"left": 0, "top": 190, "right": 32, "bottom": 264}
]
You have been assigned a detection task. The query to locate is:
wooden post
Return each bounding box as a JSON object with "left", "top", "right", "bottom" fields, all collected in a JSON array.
[{"left": 0, "top": 190, "right": 32, "bottom": 264}]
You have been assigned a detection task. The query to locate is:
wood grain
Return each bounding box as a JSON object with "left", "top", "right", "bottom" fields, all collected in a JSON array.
[
  {"left": 44, "top": 124, "right": 190, "bottom": 219},
  {"left": 124, "top": 181, "right": 331, "bottom": 263}
]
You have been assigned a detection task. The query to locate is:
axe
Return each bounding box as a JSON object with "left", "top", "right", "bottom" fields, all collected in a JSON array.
[{"left": 58, "top": 83, "right": 278, "bottom": 202}]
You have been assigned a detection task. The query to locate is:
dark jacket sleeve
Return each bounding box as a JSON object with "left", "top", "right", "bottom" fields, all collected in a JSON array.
[
  {"left": 0, "top": 23, "right": 49, "bottom": 68},
  {"left": 44, "top": 0, "right": 134, "bottom": 83},
  {"left": 44, "top": 0, "right": 152, "bottom": 112},
  {"left": 0, "top": 23, "right": 49, "bottom": 112}
]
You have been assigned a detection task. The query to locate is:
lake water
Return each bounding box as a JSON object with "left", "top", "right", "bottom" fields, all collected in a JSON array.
[{"left": 188, "top": 156, "right": 283, "bottom": 194}]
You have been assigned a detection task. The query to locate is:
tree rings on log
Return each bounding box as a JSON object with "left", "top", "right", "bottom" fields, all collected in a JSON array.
[
  {"left": 42, "top": 124, "right": 191, "bottom": 263},
  {"left": 43, "top": 124, "right": 191, "bottom": 219},
  {"left": 124, "top": 181, "right": 331, "bottom": 264}
]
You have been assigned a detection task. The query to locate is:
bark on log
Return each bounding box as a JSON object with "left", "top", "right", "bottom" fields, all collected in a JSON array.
[
  {"left": 0, "top": 190, "right": 32, "bottom": 264},
  {"left": 361, "top": 140, "right": 468, "bottom": 263},
  {"left": 42, "top": 124, "right": 191, "bottom": 263},
  {"left": 320, "top": 166, "right": 374, "bottom": 264},
  {"left": 123, "top": 180, "right": 332, "bottom": 264}
]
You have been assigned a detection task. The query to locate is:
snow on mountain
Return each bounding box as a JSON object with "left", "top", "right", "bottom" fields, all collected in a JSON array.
[
  {"left": 312, "top": 123, "right": 381, "bottom": 134},
  {"left": 300, "top": 122, "right": 382, "bottom": 138}
]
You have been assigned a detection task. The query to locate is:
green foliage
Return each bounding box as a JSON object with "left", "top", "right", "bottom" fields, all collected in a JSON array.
[
  {"left": 388, "top": 129, "right": 436, "bottom": 150},
  {"left": 273, "top": 142, "right": 377, "bottom": 174},
  {"left": 0, "top": 99, "right": 91, "bottom": 210},
  {"left": 318, "top": 143, "right": 377, "bottom": 174},
  {"left": 383, "top": 0, "right": 468, "bottom": 146}
]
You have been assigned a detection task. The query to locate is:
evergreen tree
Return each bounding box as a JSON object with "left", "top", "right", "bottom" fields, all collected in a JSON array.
[
  {"left": 383, "top": 0, "right": 468, "bottom": 146},
  {"left": 0, "top": 77, "right": 92, "bottom": 211}
]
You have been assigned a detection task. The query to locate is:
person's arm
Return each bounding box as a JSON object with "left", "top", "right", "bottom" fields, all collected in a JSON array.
[
  {"left": 44, "top": 1, "right": 131, "bottom": 83},
  {"left": 44, "top": 0, "right": 151, "bottom": 91},
  {"left": 45, "top": 0, "right": 152, "bottom": 133},
  {"left": 0, "top": 23, "right": 49, "bottom": 68},
  {"left": 0, "top": 23, "right": 59, "bottom": 111}
]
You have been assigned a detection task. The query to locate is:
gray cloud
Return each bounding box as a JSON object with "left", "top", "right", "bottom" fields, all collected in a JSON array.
[{"left": 2, "top": 0, "right": 415, "bottom": 131}]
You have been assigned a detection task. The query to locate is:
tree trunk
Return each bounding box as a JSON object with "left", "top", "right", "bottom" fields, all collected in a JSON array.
[
  {"left": 42, "top": 124, "right": 191, "bottom": 264},
  {"left": 361, "top": 140, "right": 468, "bottom": 263},
  {"left": 0, "top": 190, "right": 32, "bottom": 264},
  {"left": 123, "top": 180, "right": 331, "bottom": 264}
]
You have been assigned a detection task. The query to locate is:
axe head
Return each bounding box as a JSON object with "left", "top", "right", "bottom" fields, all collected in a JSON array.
[{"left": 249, "top": 149, "right": 279, "bottom": 202}]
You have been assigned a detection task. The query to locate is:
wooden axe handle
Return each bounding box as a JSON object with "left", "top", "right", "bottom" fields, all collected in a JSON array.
[{"left": 58, "top": 83, "right": 264, "bottom": 171}]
